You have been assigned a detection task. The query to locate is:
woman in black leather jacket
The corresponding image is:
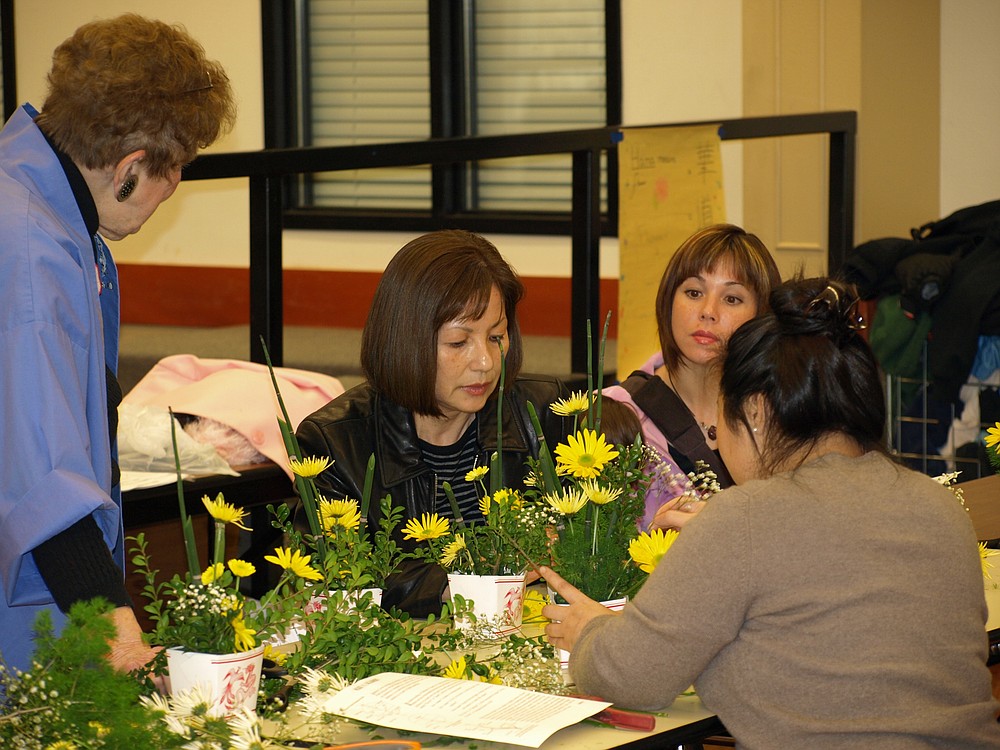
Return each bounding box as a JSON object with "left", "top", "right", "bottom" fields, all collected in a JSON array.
[{"left": 296, "top": 230, "right": 570, "bottom": 616}]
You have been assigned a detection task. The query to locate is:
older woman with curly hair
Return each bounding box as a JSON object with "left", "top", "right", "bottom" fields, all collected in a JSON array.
[{"left": 0, "top": 14, "right": 235, "bottom": 673}]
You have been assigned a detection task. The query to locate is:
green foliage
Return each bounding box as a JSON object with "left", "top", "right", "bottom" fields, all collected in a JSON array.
[{"left": 0, "top": 599, "right": 181, "bottom": 748}]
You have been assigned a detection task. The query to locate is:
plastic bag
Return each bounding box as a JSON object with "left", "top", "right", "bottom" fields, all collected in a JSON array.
[{"left": 118, "top": 403, "right": 237, "bottom": 476}]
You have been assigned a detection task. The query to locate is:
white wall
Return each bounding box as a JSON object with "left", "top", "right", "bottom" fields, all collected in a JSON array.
[
  {"left": 939, "top": 0, "right": 1000, "bottom": 216},
  {"left": 13, "top": 1, "right": 743, "bottom": 281}
]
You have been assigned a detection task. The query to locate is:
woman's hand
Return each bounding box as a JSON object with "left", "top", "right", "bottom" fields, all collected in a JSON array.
[
  {"left": 105, "top": 606, "right": 161, "bottom": 674},
  {"left": 540, "top": 566, "right": 617, "bottom": 653},
  {"left": 650, "top": 497, "right": 706, "bottom": 531}
]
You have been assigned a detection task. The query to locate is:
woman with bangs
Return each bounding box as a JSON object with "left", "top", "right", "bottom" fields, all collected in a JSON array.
[
  {"left": 297, "top": 230, "right": 571, "bottom": 616},
  {"left": 603, "top": 224, "right": 780, "bottom": 531}
]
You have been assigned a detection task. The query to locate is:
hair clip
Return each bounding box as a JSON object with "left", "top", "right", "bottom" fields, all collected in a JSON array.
[
  {"left": 806, "top": 284, "right": 841, "bottom": 312},
  {"left": 808, "top": 284, "right": 867, "bottom": 332},
  {"left": 845, "top": 301, "right": 868, "bottom": 331}
]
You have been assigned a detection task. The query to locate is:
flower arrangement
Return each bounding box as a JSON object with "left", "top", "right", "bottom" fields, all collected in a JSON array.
[
  {"left": 525, "top": 393, "right": 654, "bottom": 602},
  {"left": 400, "top": 472, "right": 559, "bottom": 577},
  {"left": 130, "top": 490, "right": 325, "bottom": 656}
]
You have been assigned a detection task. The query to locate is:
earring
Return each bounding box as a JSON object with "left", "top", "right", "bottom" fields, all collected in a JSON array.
[
  {"left": 117, "top": 175, "right": 138, "bottom": 202},
  {"left": 752, "top": 427, "right": 758, "bottom": 433}
]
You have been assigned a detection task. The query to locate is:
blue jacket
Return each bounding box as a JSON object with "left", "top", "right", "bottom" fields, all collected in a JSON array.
[{"left": 0, "top": 104, "right": 122, "bottom": 671}]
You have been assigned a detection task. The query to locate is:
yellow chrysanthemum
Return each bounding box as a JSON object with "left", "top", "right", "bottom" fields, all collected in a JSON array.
[
  {"left": 980, "top": 542, "right": 995, "bottom": 581},
  {"left": 320, "top": 497, "right": 362, "bottom": 532},
  {"left": 440, "top": 534, "right": 467, "bottom": 567},
  {"left": 402, "top": 513, "right": 450, "bottom": 541},
  {"left": 465, "top": 466, "right": 489, "bottom": 482},
  {"left": 231, "top": 612, "right": 257, "bottom": 652},
  {"left": 580, "top": 479, "right": 622, "bottom": 506},
  {"left": 521, "top": 589, "right": 550, "bottom": 624},
  {"left": 629, "top": 528, "right": 680, "bottom": 574},
  {"left": 228, "top": 559, "right": 256, "bottom": 578},
  {"left": 544, "top": 489, "right": 588, "bottom": 515},
  {"left": 263, "top": 643, "right": 288, "bottom": 666},
  {"left": 44, "top": 742, "right": 77, "bottom": 750},
  {"left": 201, "top": 562, "right": 224, "bottom": 584},
  {"left": 443, "top": 655, "right": 470, "bottom": 680},
  {"left": 201, "top": 493, "right": 251, "bottom": 530},
  {"left": 550, "top": 391, "right": 592, "bottom": 417},
  {"left": 554, "top": 429, "right": 619, "bottom": 479},
  {"left": 289, "top": 455, "right": 332, "bottom": 478},
  {"left": 265, "top": 546, "right": 324, "bottom": 581},
  {"left": 986, "top": 422, "right": 1000, "bottom": 450}
]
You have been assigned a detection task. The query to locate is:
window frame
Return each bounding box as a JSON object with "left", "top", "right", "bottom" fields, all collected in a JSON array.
[
  {"left": 1, "top": 0, "right": 16, "bottom": 123},
  {"left": 262, "top": 0, "right": 621, "bottom": 236}
]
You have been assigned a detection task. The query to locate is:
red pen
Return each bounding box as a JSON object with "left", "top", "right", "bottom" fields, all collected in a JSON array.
[{"left": 572, "top": 694, "right": 657, "bottom": 732}]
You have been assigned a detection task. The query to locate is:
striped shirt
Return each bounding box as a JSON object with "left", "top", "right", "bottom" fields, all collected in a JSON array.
[{"left": 418, "top": 418, "right": 485, "bottom": 523}]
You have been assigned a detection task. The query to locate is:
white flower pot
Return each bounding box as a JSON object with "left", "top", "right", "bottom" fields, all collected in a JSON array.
[
  {"left": 273, "top": 587, "right": 384, "bottom": 647},
  {"left": 447, "top": 573, "right": 527, "bottom": 637},
  {"left": 552, "top": 595, "right": 628, "bottom": 673},
  {"left": 166, "top": 644, "right": 265, "bottom": 715}
]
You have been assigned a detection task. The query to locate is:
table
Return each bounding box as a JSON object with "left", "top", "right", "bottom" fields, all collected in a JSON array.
[{"left": 269, "top": 693, "right": 725, "bottom": 750}]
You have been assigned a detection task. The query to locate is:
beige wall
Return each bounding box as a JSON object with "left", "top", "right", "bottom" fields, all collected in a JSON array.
[{"left": 12, "top": 2, "right": 998, "bottom": 280}]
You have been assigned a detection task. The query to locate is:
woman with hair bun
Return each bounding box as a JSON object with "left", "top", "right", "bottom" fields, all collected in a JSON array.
[{"left": 543, "top": 277, "right": 999, "bottom": 747}]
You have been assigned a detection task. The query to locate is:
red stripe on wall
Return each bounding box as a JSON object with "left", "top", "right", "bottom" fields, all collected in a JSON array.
[{"left": 118, "top": 264, "right": 619, "bottom": 337}]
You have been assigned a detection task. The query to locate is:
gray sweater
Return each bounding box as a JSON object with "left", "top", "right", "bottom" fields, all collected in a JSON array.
[{"left": 571, "top": 452, "right": 1000, "bottom": 748}]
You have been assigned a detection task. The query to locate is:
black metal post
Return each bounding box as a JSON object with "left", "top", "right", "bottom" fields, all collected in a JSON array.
[
  {"left": 571, "top": 148, "right": 603, "bottom": 377},
  {"left": 249, "top": 175, "right": 284, "bottom": 365}
]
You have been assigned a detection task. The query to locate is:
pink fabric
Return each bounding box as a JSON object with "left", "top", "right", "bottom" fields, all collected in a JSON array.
[{"left": 123, "top": 354, "right": 344, "bottom": 478}]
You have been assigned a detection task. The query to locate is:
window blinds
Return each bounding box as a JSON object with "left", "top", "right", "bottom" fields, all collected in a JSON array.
[{"left": 305, "top": 0, "right": 606, "bottom": 212}]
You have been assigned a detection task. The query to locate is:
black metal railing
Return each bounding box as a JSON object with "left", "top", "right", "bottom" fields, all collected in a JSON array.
[{"left": 183, "top": 111, "right": 857, "bottom": 375}]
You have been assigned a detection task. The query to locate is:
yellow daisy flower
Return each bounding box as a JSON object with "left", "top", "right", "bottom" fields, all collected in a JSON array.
[
  {"left": 478, "top": 493, "right": 492, "bottom": 518},
  {"left": 629, "top": 528, "right": 679, "bottom": 573},
  {"left": 443, "top": 656, "right": 470, "bottom": 680},
  {"left": 228, "top": 559, "right": 256, "bottom": 578},
  {"left": 44, "top": 742, "right": 76, "bottom": 750},
  {"left": 201, "top": 493, "right": 251, "bottom": 530},
  {"left": 550, "top": 391, "right": 592, "bottom": 417},
  {"left": 980, "top": 542, "right": 995, "bottom": 581},
  {"left": 580, "top": 479, "right": 622, "bottom": 506},
  {"left": 263, "top": 643, "right": 288, "bottom": 666},
  {"left": 320, "top": 497, "right": 362, "bottom": 532},
  {"left": 402, "top": 513, "right": 450, "bottom": 541},
  {"left": 201, "top": 562, "right": 224, "bottom": 584},
  {"left": 265, "top": 546, "right": 324, "bottom": 581},
  {"left": 554, "top": 429, "right": 619, "bottom": 479},
  {"left": 986, "top": 422, "right": 1000, "bottom": 450},
  {"left": 465, "top": 466, "right": 489, "bottom": 482},
  {"left": 231, "top": 612, "right": 257, "bottom": 652},
  {"left": 289, "top": 455, "right": 332, "bottom": 478},
  {"left": 440, "top": 534, "right": 467, "bottom": 567},
  {"left": 88, "top": 721, "right": 111, "bottom": 738},
  {"left": 544, "top": 489, "right": 588, "bottom": 515}
]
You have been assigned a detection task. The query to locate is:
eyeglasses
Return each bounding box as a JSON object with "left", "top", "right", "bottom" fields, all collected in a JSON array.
[{"left": 181, "top": 70, "right": 213, "bottom": 95}]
